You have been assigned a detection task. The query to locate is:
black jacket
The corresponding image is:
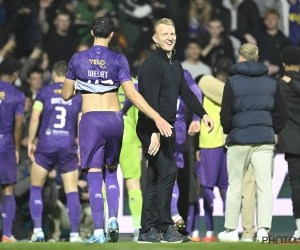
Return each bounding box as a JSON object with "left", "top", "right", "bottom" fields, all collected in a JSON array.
[
  {"left": 138, "top": 46, "right": 207, "bottom": 132},
  {"left": 221, "top": 61, "right": 289, "bottom": 145},
  {"left": 278, "top": 71, "right": 300, "bottom": 155}
]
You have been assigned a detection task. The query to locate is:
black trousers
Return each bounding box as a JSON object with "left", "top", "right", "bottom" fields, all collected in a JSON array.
[
  {"left": 285, "top": 153, "right": 300, "bottom": 219},
  {"left": 137, "top": 121, "right": 177, "bottom": 233}
]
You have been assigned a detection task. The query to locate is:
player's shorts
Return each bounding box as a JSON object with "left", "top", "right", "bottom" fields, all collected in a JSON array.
[
  {"left": 35, "top": 147, "right": 78, "bottom": 173},
  {"left": 0, "top": 152, "right": 16, "bottom": 184},
  {"left": 79, "top": 111, "right": 124, "bottom": 170},
  {"left": 200, "top": 147, "right": 228, "bottom": 189},
  {"left": 174, "top": 131, "right": 186, "bottom": 168},
  {"left": 120, "top": 143, "right": 141, "bottom": 179}
]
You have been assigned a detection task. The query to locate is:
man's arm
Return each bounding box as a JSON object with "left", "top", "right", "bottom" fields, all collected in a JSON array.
[
  {"left": 179, "top": 76, "right": 207, "bottom": 119},
  {"left": 63, "top": 54, "right": 78, "bottom": 101},
  {"left": 14, "top": 114, "right": 23, "bottom": 164},
  {"left": 62, "top": 79, "right": 77, "bottom": 101},
  {"left": 184, "top": 70, "right": 203, "bottom": 121},
  {"left": 122, "top": 80, "right": 172, "bottom": 136},
  {"left": 220, "top": 80, "right": 234, "bottom": 134},
  {"left": 14, "top": 93, "right": 25, "bottom": 164},
  {"left": 199, "top": 75, "right": 224, "bottom": 105},
  {"left": 28, "top": 103, "right": 42, "bottom": 161},
  {"left": 273, "top": 81, "right": 289, "bottom": 133}
]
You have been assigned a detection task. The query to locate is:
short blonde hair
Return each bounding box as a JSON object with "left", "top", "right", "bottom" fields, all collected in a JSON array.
[
  {"left": 239, "top": 43, "right": 259, "bottom": 61},
  {"left": 153, "top": 18, "right": 175, "bottom": 34}
]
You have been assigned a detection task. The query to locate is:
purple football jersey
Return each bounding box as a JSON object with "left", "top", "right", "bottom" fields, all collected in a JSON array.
[
  {"left": 35, "top": 82, "right": 82, "bottom": 149},
  {"left": 66, "top": 45, "right": 132, "bottom": 93},
  {"left": 0, "top": 81, "right": 25, "bottom": 152}
]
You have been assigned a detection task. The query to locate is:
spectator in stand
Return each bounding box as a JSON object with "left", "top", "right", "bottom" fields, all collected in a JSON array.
[
  {"left": 188, "top": 0, "right": 221, "bottom": 39},
  {"left": 20, "top": 48, "right": 52, "bottom": 86},
  {"left": 200, "top": 18, "right": 235, "bottom": 68},
  {"left": 219, "top": 0, "right": 261, "bottom": 44},
  {"left": 254, "top": 9, "right": 292, "bottom": 77},
  {"left": 265, "top": 0, "right": 290, "bottom": 37},
  {"left": 44, "top": 11, "right": 80, "bottom": 69},
  {"left": 75, "top": 0, "right": 114, "bottom": 43},
  {"left": 38, "top": 0, "right": 76, "bottom": 36},
  {"left": 288, "top": 0, "right": 300, "bottom": 46},
  {"left": 24, "top": 67, "right": 43, "bottom": 100},
  {"left": 181, "top": 39, "right": 212, "bottom": 79}
]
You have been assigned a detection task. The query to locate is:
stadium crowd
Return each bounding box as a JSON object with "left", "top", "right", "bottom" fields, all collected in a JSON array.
[{"left": 0, "top": 0, "right": 300, "bottom": 243}]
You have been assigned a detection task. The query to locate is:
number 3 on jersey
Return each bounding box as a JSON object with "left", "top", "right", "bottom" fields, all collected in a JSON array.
[{"left": 54, "top": 106, "right": 66, "bottom": 128}]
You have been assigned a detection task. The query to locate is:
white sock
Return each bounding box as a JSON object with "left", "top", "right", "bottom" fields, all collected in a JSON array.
[
  {"left": 192, "top": 230, "right": 199, "bottom": 238},
  {"left": 171, "top": 214, "right": 180, "bottom": 222},
  {"left": 33, "top": 228, "right": 43, "bottom": 234},
  {"left": 206, "top": 231, "right": 213, "bottom": 237},
  {"left": 94, "top": 229, "right": 104, "bottom": 237},
  {"left": 295, "top": 219, "right": 300, "bottom": 237},
  {"left": 134, "top": 229, "right": 139, "bottom": 236},
  {"left": 70, "top": 232, "right": 79, "bottom": 238}
]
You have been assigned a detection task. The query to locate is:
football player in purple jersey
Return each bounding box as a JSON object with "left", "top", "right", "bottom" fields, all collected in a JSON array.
[
  {"left": 0, "top": 58, "right": 25, "bottom": 243},
  {"left": 62, "top": 17, "right": 172, "bottom": 244},
  {"left": 28, "top": 61, "right": 82, "bottom": 242}
]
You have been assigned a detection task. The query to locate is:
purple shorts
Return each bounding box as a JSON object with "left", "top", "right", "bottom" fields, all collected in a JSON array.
[
  {"left": 0, "top": 152, "right": 16, "bottom": 184},
  {"left": 200, "top": 147, "right": 228, "bottom": 189},
  {"left": 35, "top": 147, "right": 78, "bottom": 173},
  {"left": 79, "top": 111, "right": 124, "bottom": 169},
  {"left": 174, "top": 131, "right": 186, "bottom": 168}
]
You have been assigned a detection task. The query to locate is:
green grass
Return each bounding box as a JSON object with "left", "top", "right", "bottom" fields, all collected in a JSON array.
[{"left": 0, "top": 242, "right": 299, "bottom": 250}]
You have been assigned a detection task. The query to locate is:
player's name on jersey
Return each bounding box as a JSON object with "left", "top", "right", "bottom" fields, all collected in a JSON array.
[
  {"left": 51, "top": 97, "right": 72, "bottom": 106},
  {"left": 87, "top": 70, "right": 108, "bottom": 78}
]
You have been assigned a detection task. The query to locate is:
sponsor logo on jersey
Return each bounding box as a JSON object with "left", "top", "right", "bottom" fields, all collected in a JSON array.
[
  {"left": 53, "top": 89, "right": 62, "bottom": 94},
  {"left": 89, "top": 59, "right": 106, "bottom": 68},
  {"left": 95, "top": 193, "right": 103, "bottom": 198},
  {"left": 46, "top": 129, "right": 51, "bottom": 135},
  {"left": 34, "top": 200, "right": 42, "bottom": 205},
  {"left": 0, "top": 91, "right": 5, "bottom": 100}
]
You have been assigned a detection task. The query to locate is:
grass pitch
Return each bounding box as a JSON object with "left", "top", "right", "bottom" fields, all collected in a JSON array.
[{"left": 1, "top": 242, "right": 299, "bottom": 250}]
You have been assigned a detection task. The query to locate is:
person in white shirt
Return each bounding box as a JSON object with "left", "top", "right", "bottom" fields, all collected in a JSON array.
[{"left": 181, "top": 40, "right": 212, "bottom": 79}]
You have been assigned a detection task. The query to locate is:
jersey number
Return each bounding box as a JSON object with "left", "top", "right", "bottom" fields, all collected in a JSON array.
[{"left": 54, "top": 106, "right": 66, "bottom": 128}]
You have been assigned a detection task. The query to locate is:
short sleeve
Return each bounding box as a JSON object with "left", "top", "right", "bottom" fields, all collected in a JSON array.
[
  {"left": 118, "top": 54, "right": 132, "bottom": 84},
  {"left": 15, "top": 92, "right": 25, "bottom": 115},
  {"left": 66, "top": 54, "right": 78, "bottom": 80},
  {"left": 35, "top": 88, "right": 44, "bottom": 104}
]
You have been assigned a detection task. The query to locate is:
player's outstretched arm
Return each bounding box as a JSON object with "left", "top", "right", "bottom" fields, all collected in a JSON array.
[
  {"left": 122, "top": 80, "right": 173, "bottom": 137},
  {"left": 14, "top": 114, "right": 23, "bottom": 164},
  {"left": 62, "top": 79, "right": 77, "bottom": 101},
  {"left": 28, "top": 108, "right": 42, "bottom": 161}
]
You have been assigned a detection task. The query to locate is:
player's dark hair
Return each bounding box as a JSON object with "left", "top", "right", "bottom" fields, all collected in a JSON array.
[
  {"left": 0, "top": 58, "right": 21, "bottom": 76},
  {"left": 280, "top": 46, "right": 300, "bottom": 66},
  {"left": 52, "top": 60, "right": 67, "bottom": 77},
  {"left": 92, "top": 17, "right": 115, "bottom": 39},
  {"left": 215, "top": 58, "right": 234, "bottom": 76},
  {"left": 27, "top": 67, "right": 43, "bottom": 78}
]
